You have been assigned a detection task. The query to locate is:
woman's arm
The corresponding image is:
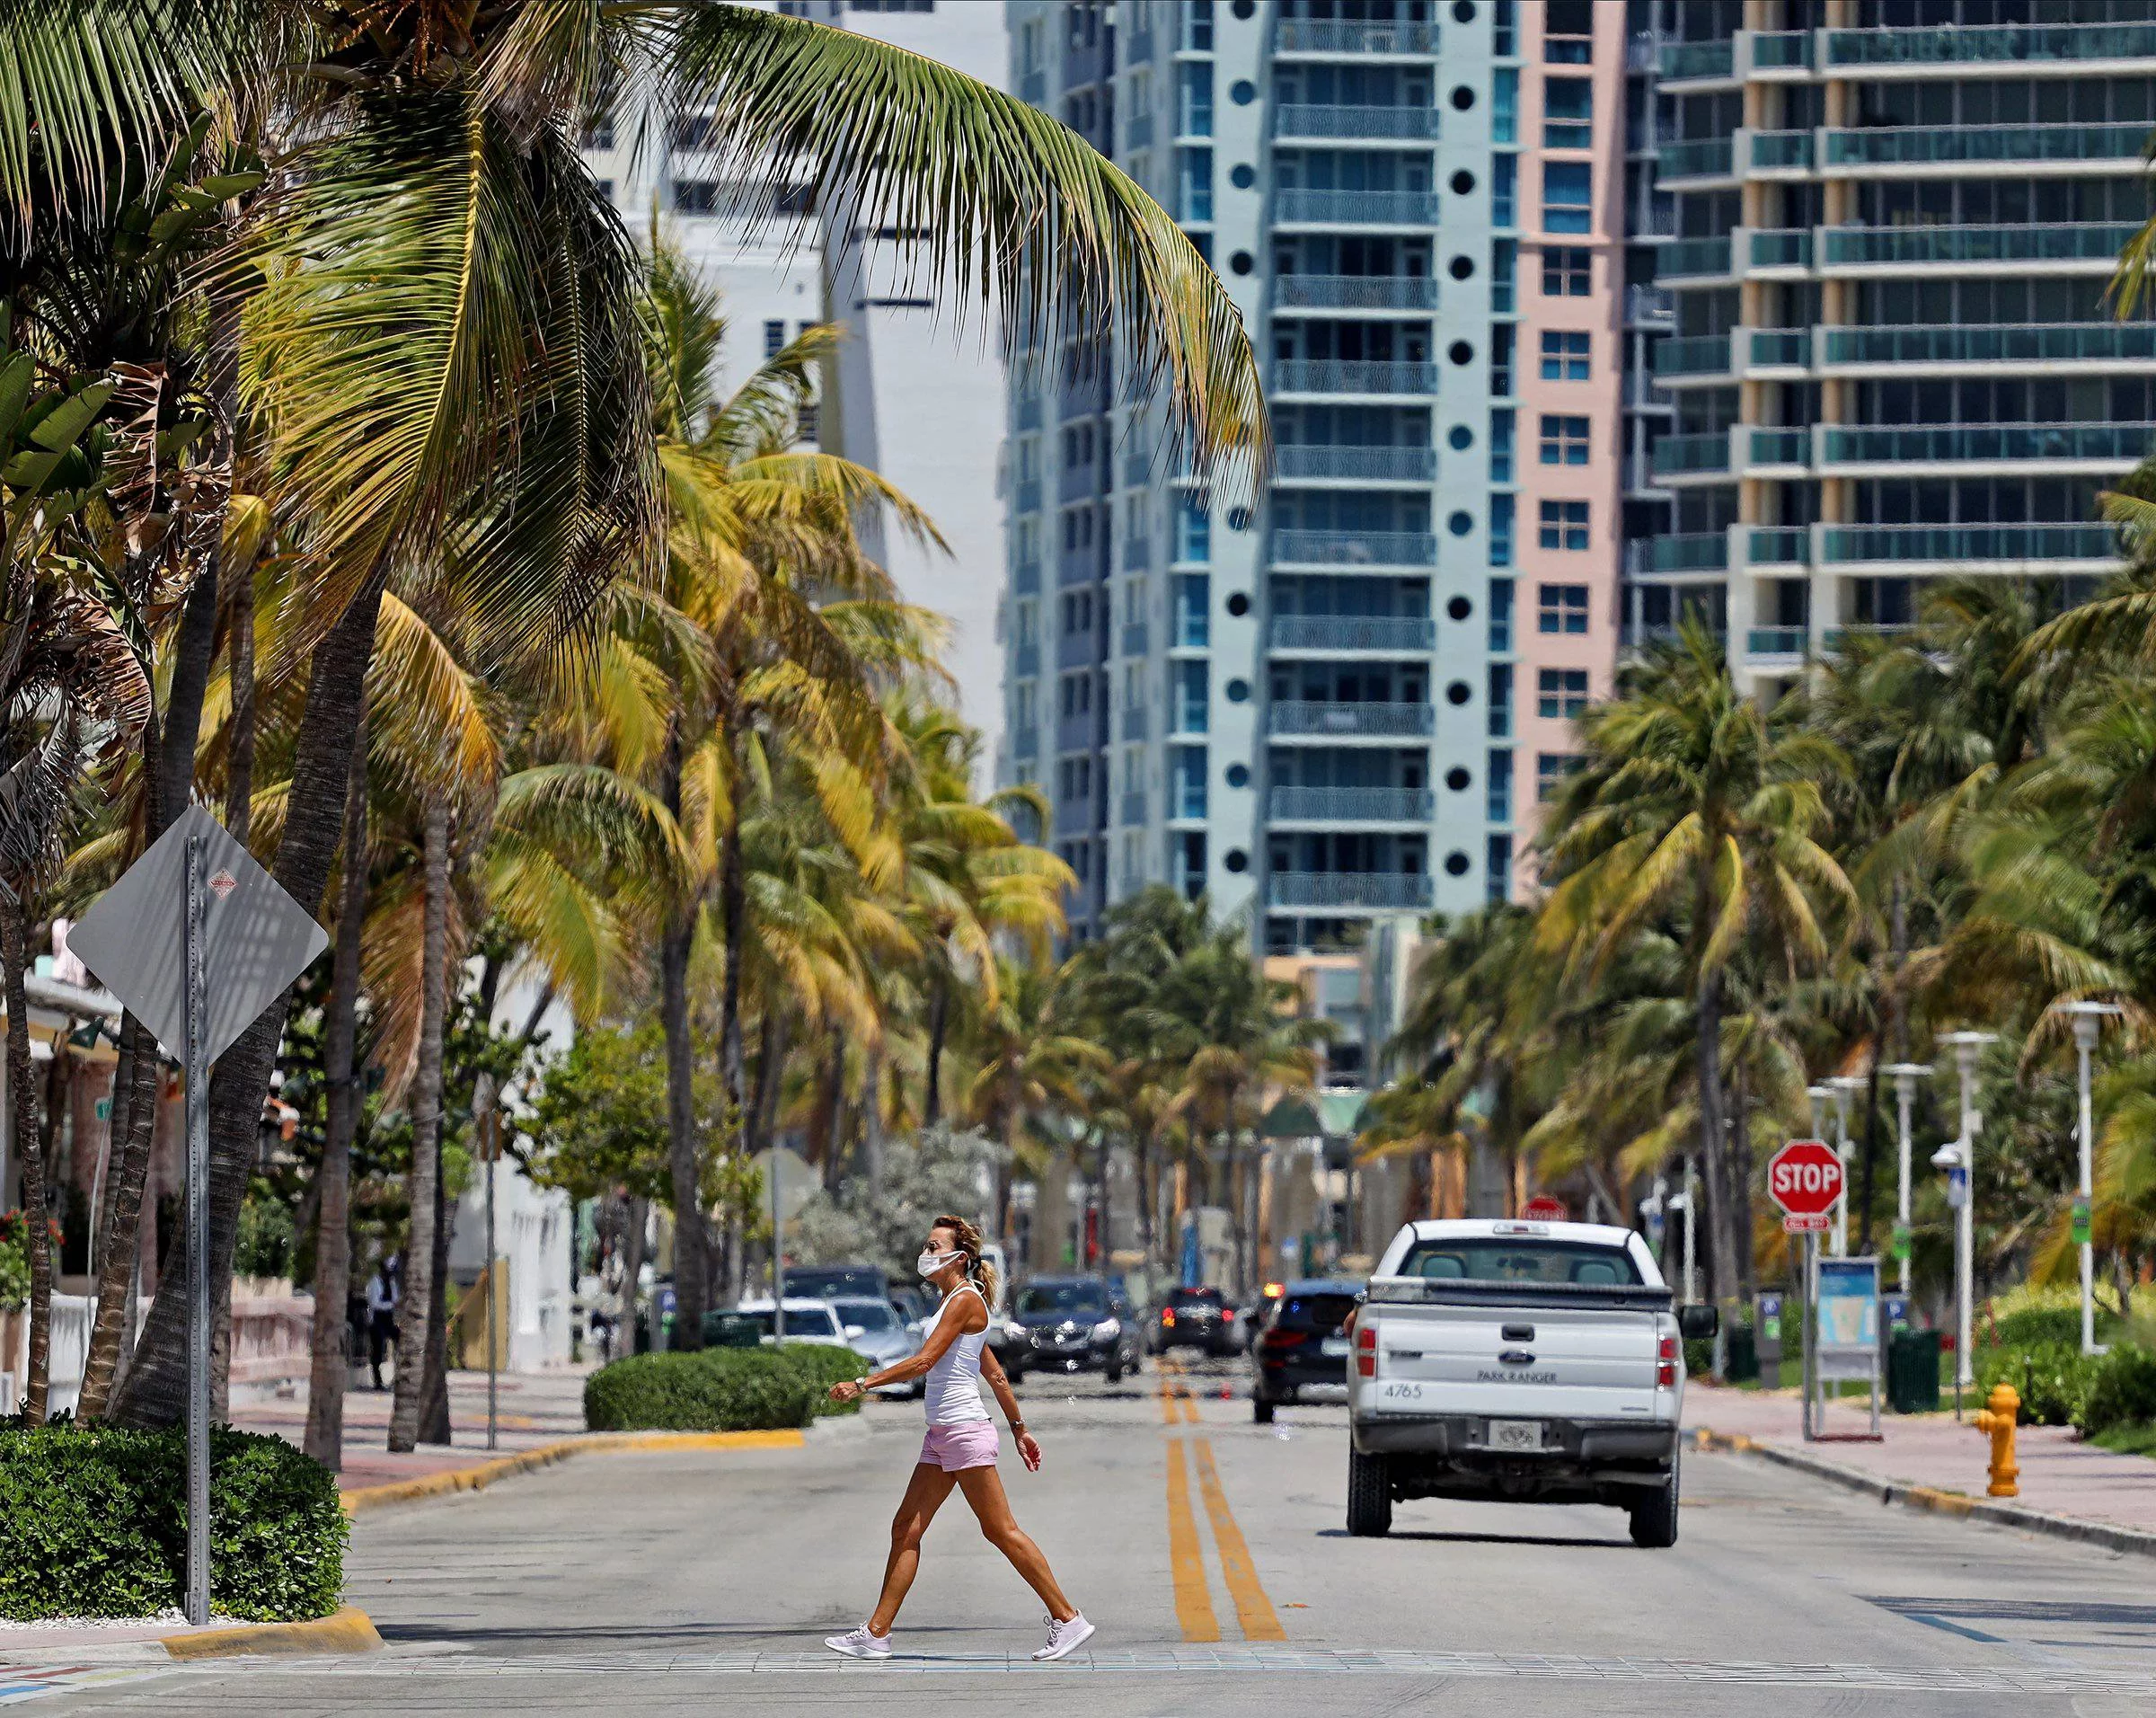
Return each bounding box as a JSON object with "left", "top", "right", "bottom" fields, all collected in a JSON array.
[
  {"left": 828, "top": 1296, "right": 986, "bottom": 1399},
  {"left": 980, "top": 1344, "right": 1041, "bottom": 1471}
]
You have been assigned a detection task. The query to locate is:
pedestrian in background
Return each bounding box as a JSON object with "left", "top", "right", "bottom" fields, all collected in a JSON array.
[
  {"left": 824, "top": 1215, "right": 1092, "bottom": 1663},
  {"left": 366, "top": 1254, "right": 400, "bottom": 1391}
]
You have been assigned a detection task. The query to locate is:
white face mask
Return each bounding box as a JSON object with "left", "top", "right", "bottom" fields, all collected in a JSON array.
[{"left": 917, "top": 1246, "right": 962, "bottom": 1280}]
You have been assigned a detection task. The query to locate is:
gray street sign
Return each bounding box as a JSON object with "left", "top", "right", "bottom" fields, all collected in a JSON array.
[{"left": 67, "top": 804, "right": 328, "bottom": 1064}]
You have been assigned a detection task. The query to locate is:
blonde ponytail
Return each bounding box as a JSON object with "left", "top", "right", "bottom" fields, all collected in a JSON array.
[{"left": 932, "top": 1213, "right": 998, "bottom": 1307}]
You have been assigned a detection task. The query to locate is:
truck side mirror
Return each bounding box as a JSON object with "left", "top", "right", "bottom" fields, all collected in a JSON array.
[{"left": 1677, "top": 1304, "right": 1719, "bottom": 1342}]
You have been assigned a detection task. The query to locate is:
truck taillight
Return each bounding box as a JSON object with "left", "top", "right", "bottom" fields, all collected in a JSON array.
[
  {"left": 1356, "top": 1324, "right": 1377, "bottom": 1378},
  {"left": 1657, "top": 1333, "right": 1677, "bottom": 1388},
  {"left": 1161, "top": 1309, "right": 1175, "bottom": 1326}
]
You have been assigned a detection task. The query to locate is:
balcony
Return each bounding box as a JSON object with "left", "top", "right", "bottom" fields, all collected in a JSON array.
[
  {"left": 1268, "top": 871, "right": 1433, "bottom": 911},
  {"left": 1270, "top": 528, "right": 1437, "bottom": 568},
  {"left": 1012, "top": 559, "right": 1040, "bottom": 595},
  {"left": 1660, "top": 237, "right": 1733, "bottom": 282},
  {"left": 1275, "top": 18, "right": 1438, "bottom": 55},
  {"left": 1125, "top": 112, "right": 1154, "bottom": 150},
  {"left": 1269, "top": 701, "right": 1434, "bottom": 739},
  {"left": 1652, "top": 334, "right": 1733, "bottom": 381},
  {"left": 1745, "top": 627, "right": 1808, "bottom": 660},
  {"left": 1819, "top": 323, "right": 2156, "bottom": 371},
  {"left": 1273, "top": 273, "right": 1438, "bottom": 313},
  {"left": 1009, "top": 724, "right": 1039, "bottom": 762},
  {"left": 1819, "top": 221, "right": 2140, "bottom": 271},
  {"left": 1658, "top": 137, "right": 1736, "bottom": 184},
  {"left": 1819, "top": 522, "right": 2121, "bottom": 569},
  {"left": 1658, "top": 39, "right": 1735, "bottom": 83},
  {"left": 1170, "top": 704, "right": 1206, "bottom": 737},
  {"left": 1750, "top": 228, "right": 1813, "bottom": 270},
  {"left": 1120, "top": 705, "right": 1150, "bottom": 741},
  {"left": 1268, "top": 786, "right": 1436, "bottom": 823},
  {"left": 1021, "top": 69, "right": 1046, "bottom": 103},
  {"left": 1822, "top": 122, "right": 2150, "bottom": 171},
  {"left": 1748, "top": 328, "right": 1811, "bottom": 369},
  {"left": 1747, "top": 527, "right": 1810, "bottom": 567},
  {"left": 1650, "top": 430, "right": 1733, "bottom": 481},
  {"left": 1639, "top": 533, "right": 1727, "bottom": 575},
  {"left": 1015, "top": 478, "right": 1041, "bottom": 512},
  {"left": 1120, "top": 790, "right": 1147, "bottom": 828},
  {"left": 1270, "top": 359, "right": 1439, "bottom": 397},
  {"left": 1625, "top": 285, "right": 1674, "bottom": 328},
  {"left": 1274, "top": 445, "right": 1437, "bottom": 483},
  {"left": 1122, "top": 536, "right": 1152, "bottom": 570},
  {"left": 1817, "top": 421, "right": 2156, "bottom": 472},
  {"left": 1750, "top": 129, "right": 1814, "bottom": 172},
  {"left": 1014, "top": 641, "right": 1040, "bottom": 677},
  {"left": 1824, "top": 22, "right": 2156, "bottom": 70},
  {"left": 1119, "top": 621, "right": 1149, "bottom": 657},
  {"left": 1748, "top": 427, "right": 1809, "bottom": 468},
  {"left": 1752, "top": 31, "right": 1812, "bottom": 70},
  {"left": 1015, "top": 395, "right": 1042, "bottom": 431},
  {"left": 1274, "top": 188, "right": 1443, "bottom": 226},
  {"left": 1268, "top": 615, "right": 1436, "bottom": 653},
  {"left": 1124, "top": 27, "right": 1155, "bottom": 64},
  {"left": 1272, "top": 104, "right": 1441, "bottom": 143}
]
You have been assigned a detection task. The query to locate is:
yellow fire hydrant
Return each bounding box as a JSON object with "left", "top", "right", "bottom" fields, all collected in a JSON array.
[{"left": 1973, "top": 1381, "right": 2020, "bottom": 1498}]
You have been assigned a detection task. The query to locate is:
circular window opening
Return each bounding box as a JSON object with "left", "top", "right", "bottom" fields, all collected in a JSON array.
[
  {"left": 1225, "top": 763, "right": 1250, "bottom": 789},
  {"left": 1225, "top": 677, "right": 1250, "bottom": 704},
  {"left": 1233, "top": 0, "right": 1256, "bottom": 16},
  {"left": 1452, "top": 0, "right": 1476, "bottom": 22},
  {"left": 1224, "top": 590, "right": 1251, "bottom": 616},
  {"left": 1231, "top": 79, "right": 1257, "bottom": 105},
  {"left": 1445, "top": 680, "right": 1472, "bottom": 705},
  {"left": 1446, "top": 510, "right": 1473, "bottom": 537},
  {"left": 1444, "top": 850, "right": 1471, "bottom": 877},
  {"left": 1447, "top": 424, "right": 1472, "bottom": 451},
  {"left": 1230, "top": 250, "right": 1255, "bottom": 276},
  {"left": 1448, "top": 340, "right": 1474, "bottom": 366},
  {"left": 1449, "top": 170, "right": 1476, "bottom": 197},
  {"left": 1448, "top": 254, "right": 1474, "bottom": 281},
  {"left": 1446, "top": 595, "right": 1472, "bottom": 622},
  {"left": 1451, "top": 85, "right": 1476, "bottom": 111},
  {"left": 1224, "top": 848, "right": 1250, "bottom": 873},
  {"left": 1445, "top": 766, "right": 1471, "bottom": 793},
  {"left": 1231, "top": 163, "right": 1257, "bottom": 190}
]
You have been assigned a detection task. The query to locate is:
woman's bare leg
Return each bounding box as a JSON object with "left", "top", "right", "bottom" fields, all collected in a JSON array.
[
  {"left": 956, "top": 1465, "right": 1077, "bottom": 1623},
  {"left": 868, "top": 1463, "right": 958, "bottom": 1634}
]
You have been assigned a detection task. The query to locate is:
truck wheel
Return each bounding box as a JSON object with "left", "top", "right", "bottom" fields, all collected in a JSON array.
[
  {"left": 1347, "top": 1448, "right": 1392, "bottom": 1537},
  {"left": 1253, "top": 1395, "right": 1275, "bottom": 1424},
  {"left": 1629, "top": 1468, "right": 1680, "bottom": 1549},
  {"left": 1106, "top": 1356, "right": 1124, "bottom": 1385}
]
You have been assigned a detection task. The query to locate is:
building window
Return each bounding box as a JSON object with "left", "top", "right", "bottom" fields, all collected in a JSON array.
[
  {"left": 1183, "top": 0, "right": 1213, "bottom": 50},
  {"left": 1179, "top": 146, "right": 1213, "bottom": 223},
  {"left": 1488, "top": 664, "right": 1512, "bottom": 739},
  {"left": 1489, "top": 409, "right": 1515, "bottom": 483},
  {"left": 1544, "top": 0, "right": 1592, "bottom": 62},
  {"left": 1544, "top": 75, "right": 1592, "bottom": 148},
  {"left": 1537, "top": 669, "right": 1589, "bottom": 720},
  {"left": 582, "top": 118, "right": 615, "bottom": 150},
  {"left": 1538, "top": 414, "right": 1589, "bottom": 466},
  {"left": 1486, "top": 833, "right": 1513, "bottom": 906},
  {"left": 1492, "top": 153, "right": 1515, "bottom": 229},
  {"left": 1542, "top": 244, "right": 1590, "bottom": 296},
  {"left": 1542, "top": 162, "right": 1592, "bottom": 235},
  {"left": 1538, "top": 582, "right": 1588, "bottom": 634},
  {"left": 1540, "top": 331, "right": 1589, "bottom": 381},
  {"left": 764, "top": 319, "right": 786, "bottom": 357},
  {"left": 1176, "top": 503, "right": 1211, "bottom": 563},
  {"left": 1489, "top": 492, "right": 1514, "bottom": 567},
  {"left": 1536, "top": 752, "right": 1582, "bottom": 801},
  {"left": 1491, "top": 323, "right": 1514, "bottom": 395},
  {"left": 1492, "top": 67, "right": 1517, "bottom": 144},
  {"left": 1487, "top": 748, "right": 1513, "bottom": 825},
  {"left": 1489, "top": 579, "right": 1514, "bottom": 653},
  {"left": 1179, "top": 63, "right": 1214, "bottom": 137},
  {"left": 1538, "top": 500, "right": 1589, "bottom": 551}
]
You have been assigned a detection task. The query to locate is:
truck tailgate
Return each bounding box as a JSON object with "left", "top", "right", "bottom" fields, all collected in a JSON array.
[{"left": 1368, "top": 1301, "right": 1662, "bottom": 1421}]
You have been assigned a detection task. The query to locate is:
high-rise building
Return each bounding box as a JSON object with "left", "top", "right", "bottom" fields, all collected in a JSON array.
[
  {"left": 1635, "top": 0, "right": 2155, "bottom": 695},
  {"left": 1001, "top": 0, "right": 1630, "bottom": 949}
]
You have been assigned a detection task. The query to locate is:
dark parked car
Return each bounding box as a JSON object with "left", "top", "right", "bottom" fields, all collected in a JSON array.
[
  {"left": 1002, "top": 1277, "right": 1144, "bottom": 1381},
  {"left": 1250, "top": 1278, "right": 1364, "bottom": 1422},
  {"left": 1152, "top": 1285, "right": 1244, "bottom": 1358},
  {"left": 784, "top": 1264, "right": 887, "bottom": 1301}
]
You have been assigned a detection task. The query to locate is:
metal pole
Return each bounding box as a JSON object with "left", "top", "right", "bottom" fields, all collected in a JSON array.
[
  {"left": 771, "top": 1151, "right": 784, "bottom": 1345},
  {"left": 1893, "top": 1070, "right": 1914, "bottom": 1296},
  {"left": 183, "top": 834, "right": 210, "bottom": 1628},
  {"left": 1682, "top": 1162, "right": 1696, "bottom": 1306},
  {"left": 1955, "top": 1043, "right": 1976, "bottom": 1395},
  {"left": 1802, "top": 1229, "right": 1818, "bottom": 1440},
  {"left": 1831, "top": 1087, "right": 1851, "bottom": 1259},
  {"left": 482, "top": 1079, "right": 498, "bottom": 1454},
  {"left": 2075, "top": 1014, "right": 2099, "bottom": 1357}
]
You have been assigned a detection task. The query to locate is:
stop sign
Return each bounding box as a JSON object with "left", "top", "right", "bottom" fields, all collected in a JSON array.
[
  {"left": 1768, "top": 1138, "right": 1844, "bottom": 1217},
  {"left": 1522, "top": 1194, "right": 1568, "bottom": 1221}
]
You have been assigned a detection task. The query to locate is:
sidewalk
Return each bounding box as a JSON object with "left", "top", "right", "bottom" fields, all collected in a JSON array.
[
  {"left": 1683, "top": 1382, "right": 2156, "bottom": 1536},
  {"left": 229, "top": 1367, "right": 596, "bottom": 1492}
]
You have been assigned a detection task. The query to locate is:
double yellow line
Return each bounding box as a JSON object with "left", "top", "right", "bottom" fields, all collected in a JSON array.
[{"left": 1157, "top": 1359, "right": 1285, "bottom": 1643}]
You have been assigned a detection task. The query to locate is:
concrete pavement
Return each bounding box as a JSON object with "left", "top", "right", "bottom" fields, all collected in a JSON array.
[{"left": 20, "top": 1357, "right": 2156, "bottom": 1714}]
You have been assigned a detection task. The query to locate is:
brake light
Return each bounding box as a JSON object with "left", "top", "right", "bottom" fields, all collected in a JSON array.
[
  {"left": 1224, "top": 1307, "right": 1237, "bottom": 1321},
  {"left": 1657, "top": 1334, "right": 1678, "bottom": 1388},
  {"left": 1262, "top": 1281, "right": 1285, "bottom": 1299},
  {"left": 1162, "top": 1309, "right": 1175, "bottom": 1327},
  {"left": 1356, "top": 1324, "right": 1377, "bottom": 1378},
  {"left": 1263, "top": 1329, "right": 1308, "bottom": 1350}
]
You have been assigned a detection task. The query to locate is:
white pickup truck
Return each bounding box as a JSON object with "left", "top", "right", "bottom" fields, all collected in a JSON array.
[{"left": 1345, "top": 1218, "right": 1717, "bottom": 1548}]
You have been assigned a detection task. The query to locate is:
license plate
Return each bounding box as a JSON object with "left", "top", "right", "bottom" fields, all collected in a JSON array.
[
  {"left": 1321, "top": 1337, "right": 1350, "bottom": 1357},
  {"left": 1489, "top": 1419, "right": 1542, "bottom": 1452}
]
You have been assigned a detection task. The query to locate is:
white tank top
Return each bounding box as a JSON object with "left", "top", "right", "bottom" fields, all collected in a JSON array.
[{"left": 923, "top": 1283, "right": 991, "bottom": 1426}]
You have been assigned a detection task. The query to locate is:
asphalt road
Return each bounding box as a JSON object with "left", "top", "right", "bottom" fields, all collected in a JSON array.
[{"left": 34, "top": 1356, "right": 2156, "bottom": 1715}]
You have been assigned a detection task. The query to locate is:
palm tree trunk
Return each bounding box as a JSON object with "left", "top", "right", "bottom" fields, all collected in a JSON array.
[
  {"left": 658, "top": 911, "right": 708, "bottom": 1349},
  {"left": 112, "top": 572, "right": 386, "bottom": 1429},
  {"left": 420, "top": 1137, "right": 453, "bottom": 1444},
  {"left": 716, "top": 757, "right": 748, "bottom": 1140},
  {"left": 389, "top": 799, "right": 450, "bottom": 1452},
  {"left": 1693, "top": 965, "right": 1736, "bottom": 1307},
  {"left": 923, "top": 974, "right": 948, "bottom": 1127},
  {"left": 1730, "top": 1063, "right": 1756, "bottom": 1304},
  {"left": 4, "top": 897, "right": 49, "bottom": 1421},
  {"left": 808, "top": 1041, "right": 843, "bottom": 1193},
  {"left": 860, "top": 1047, "right": 885, "bottom": 1202},
  {"left": 1135, "top": 1129, "right": 1158, "bottom": 1267},
  {"left": 618, "top": 1195, "right": 649, "bottom": 1355},
  {"left": 78, "top": 1012, "right": 158, "bottom": 1418},
  {"left": 304, "top": 725, "right": 367, "bottom": 1469},
  {"left": 224, "top": 557, "right": 256, "bottom": 849}
]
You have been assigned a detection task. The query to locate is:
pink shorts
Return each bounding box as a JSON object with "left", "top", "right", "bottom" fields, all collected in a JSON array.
[{"left": 919, "top": 1421, "right": 1000, "bottom": 1472}]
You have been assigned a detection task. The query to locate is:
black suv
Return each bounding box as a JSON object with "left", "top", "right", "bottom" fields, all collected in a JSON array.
[
  {"left": 1003, "top": 1277, "right": 1143, "bottom": 1381},
  {"left": 1250, "top": 1279, "right": 1364, "bottom": 1421},
  {"left": 1153, "top": 1285, "right": 1245, "bottom": 1358}
]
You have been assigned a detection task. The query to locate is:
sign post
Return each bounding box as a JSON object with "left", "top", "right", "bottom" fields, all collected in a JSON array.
[
  {"left": 1767, "top": 1138, "right": 1845, "bottom": 1443},
  {"left": 1815, "top": 1256, "right": 1884, "bottom": 1439},
  {"left": 67, "top": 807, "right": 328, "bottom": 1627}
]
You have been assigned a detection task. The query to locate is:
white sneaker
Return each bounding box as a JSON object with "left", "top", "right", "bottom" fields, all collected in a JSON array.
[
  {"left": 1031, "top": 1612, "right": 1095, "bottom": 1661},
  {"left": 825, "top": 1624, "right": 892, "bottom": 1659}
]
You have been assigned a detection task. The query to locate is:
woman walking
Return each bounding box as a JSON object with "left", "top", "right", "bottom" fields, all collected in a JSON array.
[{"left": 824, "top": 1215, "right": 1093, "bottom": 1662}]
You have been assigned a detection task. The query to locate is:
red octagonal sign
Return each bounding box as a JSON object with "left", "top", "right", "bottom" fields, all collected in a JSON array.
[{"left": 1768, "top": 1138, "right": 1844, "bottom": 1218}]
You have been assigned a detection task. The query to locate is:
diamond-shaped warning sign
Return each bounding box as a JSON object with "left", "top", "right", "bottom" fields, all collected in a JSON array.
[{"left": 208, "top": 869, "right": 237, "bottom": 900}]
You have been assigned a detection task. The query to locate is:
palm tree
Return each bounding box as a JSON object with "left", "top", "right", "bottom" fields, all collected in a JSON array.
[
  {"left": 1536, "top": 623, "right": 1856, "bottom": 1308},
  {"left": 966, "top": 956, "right": 1109, "bottom": 1247}
]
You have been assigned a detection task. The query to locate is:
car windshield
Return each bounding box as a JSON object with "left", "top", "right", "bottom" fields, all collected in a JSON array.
[
  {"left": 1278, "top": 1292, "right": 1359, "bottom": 1333},
  {"left": 1169, "top": 1288, "right": 1224, "bottom": 1306},
  {"left": 738, "top": 1306, "right": 842, "bottom": 1338},
  {"left": 1396, "top": 1240, "right": 1641, "bottom": 1287},
  {"left": 833, "top": 1300, "right": 898, "bottom": 1333},
  {"left": 1017, "top": 1283, "right": 1107, "bottom": 1316}
]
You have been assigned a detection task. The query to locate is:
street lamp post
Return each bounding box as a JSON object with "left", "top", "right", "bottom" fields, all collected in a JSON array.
[
  {"left": 2053, "top": 1001, "right": 2122, "bottom": 1356},
  {"left": 1806, "top": 1084, "right": 1831, "bottom": 1143},
  {"left": 1880, "top": 1064, "right": 1930, "bottom": 1297},
  {"left": 1667, "top": 1162, "right": 1696, "bottom": 1305},
  {"left": 1828, "top": 1076, "right": 1864, "bottom": 1259},
  {"left": 1939, "top": 1032, "right": 1997, "bottom": 1401}
]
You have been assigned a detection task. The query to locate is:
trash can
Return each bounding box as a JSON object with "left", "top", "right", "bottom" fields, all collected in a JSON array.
[
  {"left": 701, "top": 1311, "right": 763, "bottom": 1348},
  {"left": 1887, "top": 1328, "right": 1941, "bottom": 1413},
  {"left": 1724, "top": 1324, "right": 1758, "bottom": 1385}
]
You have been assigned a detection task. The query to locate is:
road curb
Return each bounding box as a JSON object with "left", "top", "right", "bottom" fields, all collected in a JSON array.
[
  {"left": 339, "top": 1429, "right": 806, "bottom": 1516},
  {"left": 159, "top": 1607, "right": 383, "bottom": 1660},
  {"left": 1693, "top": 1426, "right": 2156, "bottom": 1560}
]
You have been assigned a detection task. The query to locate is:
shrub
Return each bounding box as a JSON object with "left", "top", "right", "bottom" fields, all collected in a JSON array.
[
  {"left": 0, "top": 1422, "right": 346, "bottom": 1621},
  {"left": 584, "top": 1348, "right": 820, "bottom": 1432},
  {"left": 2076, "top": 1344, "right": 2156, "bottom": 1435},
  {"left": 1973, "top": 1335, "right": 2098, "bottom": 1427},
  {"left": 773, "top": 1343, "right": 870, "bottom": 1416}
]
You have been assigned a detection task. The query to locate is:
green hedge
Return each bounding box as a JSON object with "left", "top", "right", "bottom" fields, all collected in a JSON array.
[
  {"left": 583, "top": 1342, "right": 869, "bottom": 1433},
  {"left": 1973, "top": 1335, "right": 2098, "bottom": 1427},
  {"left": 0, "top": 1422, "right": 346, "bottom": 1621},
  {"left": 2076, "top": 1345, "right": 2156, "bottom": 1436}
]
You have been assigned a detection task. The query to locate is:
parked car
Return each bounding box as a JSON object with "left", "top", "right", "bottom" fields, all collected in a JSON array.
[
  {"left": 886, "top": 1283, "right": 932, "bottom": 1326},
  {"left": 1344, "top": 1219, "right": 1716, "bottom": 1548},
  {"left": 730, "top": 1297, "right": 856, "bottom": 1350},
  {"left": 828, "top": 1296, "right": 923, "bottom": 1399},
  {"left": 1152, "top": 1285, "right": 1244, "bottom": 1358},
  {"left": 1001, "top": 1276, "right": 1144, "bottom": 1380},
  {"left": 783, "top": 1264, "right": 887, "bottom": 1301},
  {"left": 1250, "top": 1278, "right": 1364, "bottom": 1422}
]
